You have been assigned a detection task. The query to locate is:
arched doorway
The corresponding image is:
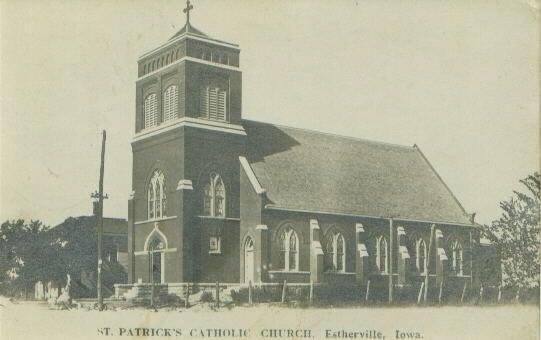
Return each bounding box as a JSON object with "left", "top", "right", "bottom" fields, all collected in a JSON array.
[
  {"left": 144, "top": 223, "right": 168, "bottom": 284},
  {"left": 244, "top": 237, "right": 255, "bottom": 284},
  {"left": 148, "top": 238, "right": 164, "bottom": 283}
]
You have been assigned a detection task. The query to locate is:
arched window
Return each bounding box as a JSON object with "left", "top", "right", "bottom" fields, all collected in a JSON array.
[
  {"left": 202, "top": 173, "right": 226, "bottom": 217},
  {"left": 376, "top": 236, "right": 388, "bottom": 273},
  {"left": 147, "top": 170, "right": 166, "bottom": 219},
  {"left": 416, "top": 239, "right": 427, "bottom": 274},
  {"left": 279, "top": 226, "right": 299, "bottom": 271},
  {"left": 278, "top": 231, "right": 286, "bottom": 270},
  {"left": 325, "top": 231, "right": 346, "bottom": 272},
  {"left": 214, "top": 178, "right": 225, "bottom": 216},
  {"left": 203, "top": 183, "right": 212, "bottom": 215},
  {"left": 166, "top": 55, "right": 170, "bottom": 64},
  {"left": 144, "top": 93, "right": 158, "bottom": 129},
  {"left": 451, "top": 240, "right": 463, "bottom": 275},
  {"left": 163, "top": 85, "right": 178, "bottom": 122}
]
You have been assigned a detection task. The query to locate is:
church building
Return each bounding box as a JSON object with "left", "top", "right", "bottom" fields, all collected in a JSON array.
[{"left": 125, "top": 4, "right": 487, "bottom": 297}]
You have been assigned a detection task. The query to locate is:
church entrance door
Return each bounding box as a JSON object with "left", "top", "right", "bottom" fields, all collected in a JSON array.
[
  {"left": 149, "top": 238, "right": 164, "bottom": 283},
  {"left": 151, "top": 251, "right": 162, "bottom": 283},
  {"left": 244, "top": 237, "right": 255, "bottom": 284}
]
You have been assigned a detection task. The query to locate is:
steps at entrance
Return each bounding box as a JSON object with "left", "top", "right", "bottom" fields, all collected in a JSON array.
[{"left": 115, "top": 284, "right": 169, "bottom": 304}]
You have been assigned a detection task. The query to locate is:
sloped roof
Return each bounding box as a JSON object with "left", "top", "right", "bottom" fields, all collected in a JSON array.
[
  {"left": 170, "top": 22, "right": 209, "bottom": 40},
  {"left": 243, "top": 120, "right": 472, "bottom": 225},
  {"left": 50, "top": 216, "right": 127, "bottom": 235},
  {"left": 102, "top": 217, "right": 128, "bottom": 235}
]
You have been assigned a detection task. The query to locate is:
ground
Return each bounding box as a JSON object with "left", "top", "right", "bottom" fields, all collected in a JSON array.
[{"left": 0, "top": 297, "right": 538, "bottom": 340}]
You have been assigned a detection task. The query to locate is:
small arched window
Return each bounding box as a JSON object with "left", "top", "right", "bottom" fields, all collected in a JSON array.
[
  {"left": 147, "top": 170, "right": 166, "bottom": 219},
  {"left": 144, "top": 93, "right": 158, "bottom": 129},
  {"left": 166, "top": 55, "right": 170, "bottom": 64},
  {"left": 451, "top": 240, "right": 463, "bottom": 275},
  {"left": 376, "top": 236, "right": 388, "bottom": 274},
  {"left": 202, "top": 173, "right": 226, "bottom": 217},
  {"left": 163, "top": 85, "right": 178, "bottom": 122},
  {"left": 416, "top": 239, "right": 427, "bottom": 274},
  {"left": 279, "top": 226, "right": 299, "bottom": 271},
  {"left": 325, "top": 231, "right": 346, "bottom": 272}
]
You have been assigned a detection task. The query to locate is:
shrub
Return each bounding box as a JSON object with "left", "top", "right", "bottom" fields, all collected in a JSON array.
[{"left": 200, "top": 291, "right": 214, "bottom": 303}]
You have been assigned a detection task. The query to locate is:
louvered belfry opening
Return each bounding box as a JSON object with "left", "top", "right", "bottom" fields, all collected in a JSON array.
[
  {"left": 144, "top": 93, "right": 158, "bottom": 128},
  {"left": 163, "top": 85, "right": 179, "bottom": 122},
  {"left": 199, "top": 85, "right": 227, "bottom": 122}
]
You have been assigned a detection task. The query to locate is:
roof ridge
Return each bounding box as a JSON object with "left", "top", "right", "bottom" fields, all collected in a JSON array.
[{"left": 243, "top": 118, "right": 415, "bottom": 150}]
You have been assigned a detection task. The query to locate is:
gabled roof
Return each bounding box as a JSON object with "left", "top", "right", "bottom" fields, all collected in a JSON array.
[{"left": 243, "top": 120, "right": 472, "bottom": 226}]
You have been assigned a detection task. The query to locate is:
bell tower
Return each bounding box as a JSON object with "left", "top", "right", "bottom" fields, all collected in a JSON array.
[
  {"left": 135, "top": 1, "right": 242, "bottom": 131},
  {"left": 128, "top": 1, "right": 245, "bottom": 284}
]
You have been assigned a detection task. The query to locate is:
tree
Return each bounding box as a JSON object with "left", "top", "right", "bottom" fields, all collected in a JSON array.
[
  {"left": 1, "top": 216, "right": 127, "bottom": 298},
  {"left": 0, "top": 219, "right": 51, "bottom": 296},
  {"left": 483, "top": 172, "right": 540, "bottom": 288}
]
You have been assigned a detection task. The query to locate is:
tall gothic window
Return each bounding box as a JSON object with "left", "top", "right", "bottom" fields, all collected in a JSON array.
[
  {"left": 163, "top": 85, "right": 178, "bottom": 122},
  {"left": 325, "top": 231, "right": 346, "bottom": 272},
  {"left": 450, "top": 240, "right": 463, "bottom": 275},
  {"left": 144, "top": 93, "right": 158, "bottom": 129},
  {"left": 199, "top": 86, "right": 227, "bottom": 121},
  {"left": 416, "top": 239, "right": 427, "bottom": 274},
  {"left": 279, "top": 232, "right": 286, "bottom": 270},
  {"left": 376, "top": 236, "right": 388, "bottom": 274},
  {"left": 147, "top": 170, "right": 166, "bottom": 219},
  {"left": 202, "top": 173, "right": 226, "bottom": 217},
  {"left": 279, "top": 227, "right": 299, "bottom": 271}
]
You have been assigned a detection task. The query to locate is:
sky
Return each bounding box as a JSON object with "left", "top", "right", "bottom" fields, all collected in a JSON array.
[{"left": 0, "top": 0, "right": 538, "bottom": 227}]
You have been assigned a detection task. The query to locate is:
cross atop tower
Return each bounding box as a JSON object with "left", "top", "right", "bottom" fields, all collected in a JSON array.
[{"left": 183, "top": 0, "right": 194, "bottom": 25}]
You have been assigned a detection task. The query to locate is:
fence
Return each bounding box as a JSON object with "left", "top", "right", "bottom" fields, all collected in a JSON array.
[{"left": 114, "top": 281, "right": 539, "bottom": 308}]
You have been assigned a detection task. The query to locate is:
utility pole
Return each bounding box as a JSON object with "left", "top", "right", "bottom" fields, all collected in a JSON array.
[{"left": 91, "top": 130, "right": 108, "bottom": 311}]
